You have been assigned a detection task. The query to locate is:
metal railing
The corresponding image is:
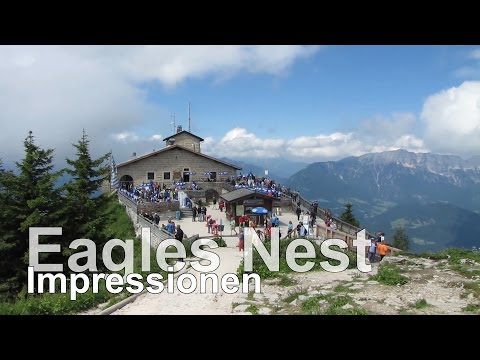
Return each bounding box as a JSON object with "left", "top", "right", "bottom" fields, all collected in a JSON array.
[
  {"left": 118, "top": 191, "right": 138, "bottom": 213},
  {"left": 293, "top": 193, "right": 374, "bottom": 238}
]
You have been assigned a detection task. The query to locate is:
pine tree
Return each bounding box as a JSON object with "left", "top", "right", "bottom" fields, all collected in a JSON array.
[
  {"left": 339, "top": 203, "right": 360, "bottom": 228},
  {"left": 0, "top": 159, "right": 17, "bottom": 298},
  {"left": 59, "top": 130, "right": 112, "bottom": 271},
  {"left": 392, "top": 227, "right": 410, "bottom": 251},
  {"left": 0, "top": 132, "right": 62, "bottom": 299}
]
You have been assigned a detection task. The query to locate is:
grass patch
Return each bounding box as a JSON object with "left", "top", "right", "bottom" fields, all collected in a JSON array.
[
  {"left": 462, "top": 304, "right": 480, "bottom": 313},
  {"left": 301, "top": 296, "right": 324, "bottom": 315},
  {"left": 333, "top": 284, "right": 352, "bottom": 293},
  {"left": 371, "top": 264, "right": 408, "bottom": 286},
  {"left": 300, "top": 293, "right": 368, "bottom": 315},
  {"left": 278, "top": 275, "right": 297, "bottom": 287},
  {"left": 411, "top": 298, "right": 429, "bottom": 309},
  {"left": 284, "top": 289, "right": 307, "bottom": 303},
  {"left": 418, "top": 248, "right": 480, "bottom": 278},
  {"left": 246, "top": 305, "right": 259, "bottom": 315},
  {"left": 449, "top": 264, "right": 480, "bottom": 279},
  {"left": 323, "top": 295, "right": 368, "bottom": 315},
  {"left": 463, "top": 282, "right": 480, "bottom": 299}
]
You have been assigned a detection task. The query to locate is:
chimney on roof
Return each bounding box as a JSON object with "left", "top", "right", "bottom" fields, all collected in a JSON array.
[{"left": 176, "top": 125, "right": 183, "bottom": 133}]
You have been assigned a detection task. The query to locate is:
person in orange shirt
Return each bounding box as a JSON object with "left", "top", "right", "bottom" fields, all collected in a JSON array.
[{"left": 378, "top": 241, "right": 389, "bottom": 260}]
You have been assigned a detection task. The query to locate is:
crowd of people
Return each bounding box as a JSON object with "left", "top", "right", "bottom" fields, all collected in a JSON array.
[
  {"left": 224, "top": 173, "right": 288, "bottom": 198},
  {"left": 120, "top": 182, "right": 179, "bottom": 204}
]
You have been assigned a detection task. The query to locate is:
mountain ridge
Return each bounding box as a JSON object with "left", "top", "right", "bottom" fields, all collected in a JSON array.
[{"left": 285, "top": 149, "right": 480, "bottom": 252}]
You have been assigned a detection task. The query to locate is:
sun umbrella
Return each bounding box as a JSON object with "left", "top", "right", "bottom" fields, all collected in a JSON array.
[{"left": 251, "top": 207, "right": 268, "bottom": 214}]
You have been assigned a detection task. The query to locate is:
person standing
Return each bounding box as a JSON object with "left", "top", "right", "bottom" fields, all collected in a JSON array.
[
  {"left": 175, "top": 225, "right": 185, "bottom": 262},
  {"left": 238, "top": 228, "right": 244, "bottom": 251},
  {"left": 192, "top": 206, "right": 197, "bottom": 222},
  {"left": 378, "top": 241, "right": 388, "bottom": 261},
  {"left": 230, "top": 218, "right": 237, "bottom": 235},
  {"left": 296, "top": 206, "right": 301, "bottom": 221},
  {"left": 287, "top": 221, "right": 293, "bottom": 238},
  {"left": 368, "top": 238, "right": 377, "bottom": 263}
]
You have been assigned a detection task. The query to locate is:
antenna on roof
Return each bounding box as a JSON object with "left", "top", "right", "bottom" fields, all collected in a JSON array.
[
  {"left": 188, "top": 102, "right": 191, "bottom": 132},
  {"left": 170, "top": 114, "right": 176, "bottom": 134}
]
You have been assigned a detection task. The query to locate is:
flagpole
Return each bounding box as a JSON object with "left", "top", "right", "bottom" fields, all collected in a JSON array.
[{"left": 110, "top": 149, "right": 113, "bottom": 192}]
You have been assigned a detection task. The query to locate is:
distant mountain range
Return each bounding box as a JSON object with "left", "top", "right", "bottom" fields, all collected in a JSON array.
[{"left": 279, "top": 149, "right": 480, "bottom": 252}]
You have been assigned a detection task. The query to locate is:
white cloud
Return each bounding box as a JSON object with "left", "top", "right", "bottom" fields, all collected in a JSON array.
[
  {"left": 203, "top": 120, "right": 428, "bottom": 163},
  {"left": 111, "top": 132, "right": 163, "bottom": 144},
  {"left": 114, "top": 45, "right": 319, "bottom": 87},
  {"left": 203, "top": 128, "right": 286, "bottom": 159},
  {"left": 149, "top": 134, "right": 163, "bottom": 141},
  {"left": 112, "top": 132, "right": 140, "bottom": 143},
  {"left": 421, "top": 81, "right": 480, "bottom": 154},
  {"left": 0, "top": 45, "right": 319, "bottom": 165},
  {"left": 470, "top": 49, "right": 480, "bottom": 60}
]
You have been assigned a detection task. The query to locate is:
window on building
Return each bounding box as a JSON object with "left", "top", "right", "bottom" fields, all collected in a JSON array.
[
  {"left": 147, "top": 172, "right": 155, "bottom": 180},
  {"left": 163, "top": 172, "right": 171, "bottom": 180}
]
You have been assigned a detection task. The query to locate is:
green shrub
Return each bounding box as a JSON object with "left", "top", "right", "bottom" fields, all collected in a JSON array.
[
  {"left": 211, "top": 237, "right": 227, "bottom": 247},
  {"left": 463, "top": 304, "right": 480, "bottom": 313},
  {"left": 412, "top": 298, "right": 428, "bottom": 309},
  {"left": 372, "top": 264, "right": 408, "bottom": 286},
  {"left": 278, "top": 275, "right": 297, "bottom": 287}
]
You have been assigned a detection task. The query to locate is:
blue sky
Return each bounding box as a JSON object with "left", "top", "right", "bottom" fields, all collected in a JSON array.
[{"left": 1, "top": 45, "right": 480, "bottom": 167}]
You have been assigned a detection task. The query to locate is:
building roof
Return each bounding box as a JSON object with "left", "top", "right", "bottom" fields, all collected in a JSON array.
[
  {"left": 116, "top": 144, "right": 241, "bottom": 170},
  {"left": 163, "top": 130, "right": 204, "bottom": 142},
  {"left": 220, "top": 188, "right": 274, "bottom": 202}
]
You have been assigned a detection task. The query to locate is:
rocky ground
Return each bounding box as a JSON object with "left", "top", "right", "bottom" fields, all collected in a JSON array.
[{"left": 231, "top": 255, "right": 480, "bottom": 315}]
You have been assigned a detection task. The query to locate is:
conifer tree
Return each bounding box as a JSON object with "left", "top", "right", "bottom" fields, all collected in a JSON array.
[
  {"left": 339, "top": 202, "right": 360, "bottom": 228},
  {"left": 59, "top": 130, "right": 112, "bottom": 271},
  {"left": 392, "top": 226, "right": 410, "bottom": 251},
  {"left": 0, "top": 132, "right": 62, "bottom": 299},
  {"left": 0, "top": 159, "right": 17, "bottom": 298}
]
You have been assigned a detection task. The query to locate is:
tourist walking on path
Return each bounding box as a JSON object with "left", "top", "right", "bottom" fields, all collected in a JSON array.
[
  {"left": 230, "top": 218, "right": 237, "bottom": 235},
  {"left": 238, "top": 228, "right": 244, "bottom": 251}
]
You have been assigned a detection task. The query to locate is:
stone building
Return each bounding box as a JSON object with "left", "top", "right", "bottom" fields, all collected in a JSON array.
[
  {"left": 116, "top": 126, "right": 241, "bottom": 188},
  {"left": 220, "top": 188, "right": 275, "bottom": 225}
]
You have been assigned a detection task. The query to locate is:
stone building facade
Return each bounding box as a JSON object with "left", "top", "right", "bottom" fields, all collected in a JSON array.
[
  {"left": 163, "top": 128, "right": 203, "bottom": 153},
  {"left": 116, "top": 129, "right": 241, "bottom": 187}
]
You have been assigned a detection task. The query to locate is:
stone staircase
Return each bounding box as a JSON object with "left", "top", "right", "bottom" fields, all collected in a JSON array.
[{"left": 180, "top": 208, "right": 193, "bottom": 219}]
